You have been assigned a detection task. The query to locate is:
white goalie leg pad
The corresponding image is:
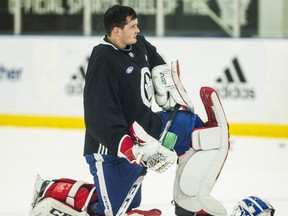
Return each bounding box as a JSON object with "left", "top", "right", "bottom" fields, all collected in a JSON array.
[
  {"left": 29, "top": 198, "right": 88, "bottom": 216},
  {"left": 176, "top": 150, "right": 227, "bottom": 216},
  {"left": 173, "top": 87, "right": 229, "bottom": 216},
  {"left": 152, "top": 60, "right": 194, "bottom": 112},
  {"left": 173, "top": 148, "right": 202, "bottom": 212}
]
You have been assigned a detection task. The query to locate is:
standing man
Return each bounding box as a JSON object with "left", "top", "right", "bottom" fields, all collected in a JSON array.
[{"left": 83, "top": 4, "right": 229, "bottom": 216}]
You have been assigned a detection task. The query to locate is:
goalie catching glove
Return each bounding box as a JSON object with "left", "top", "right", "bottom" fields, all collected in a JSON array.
[
  {"left": 118, "top": 121, "right": 176, "bottom": 173},
  {"left": 152, "top": 60, "right": 194, "bottom": 113}
]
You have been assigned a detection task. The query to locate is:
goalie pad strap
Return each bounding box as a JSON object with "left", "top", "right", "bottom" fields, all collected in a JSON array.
[
  {"left": 66, "top": 181, "right": 86, "bottom": 207},
  {"left": 192, "top": 127, "right": 221, "bottom": 150}
]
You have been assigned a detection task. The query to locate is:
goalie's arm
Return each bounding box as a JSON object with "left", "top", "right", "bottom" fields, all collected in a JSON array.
[{"left": 84, "top": 53, "right": 129, "bottom": 156}]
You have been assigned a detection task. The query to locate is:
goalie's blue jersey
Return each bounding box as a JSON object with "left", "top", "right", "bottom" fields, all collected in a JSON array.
[{"left": 83, "top": 35, "right": 165, "bottom": 156}]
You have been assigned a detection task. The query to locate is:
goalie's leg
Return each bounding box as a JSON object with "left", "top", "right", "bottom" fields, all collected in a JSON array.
[
  {"left": 85, "top": 154, "right": 144, "bottom": 215},
  {"left": 173, "top": 87, "right": 229, "bottom": 216}
]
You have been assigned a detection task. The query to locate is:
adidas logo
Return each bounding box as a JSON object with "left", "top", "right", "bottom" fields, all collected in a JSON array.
[
  {"left": 216, "top": 58, "right": 246, "bottom": 83},
  {"left": 65, "top": 56, "right": 89, "bottom": 95},
  {"left": 214, "top": 57, "right": 256, "bottom": 100}
]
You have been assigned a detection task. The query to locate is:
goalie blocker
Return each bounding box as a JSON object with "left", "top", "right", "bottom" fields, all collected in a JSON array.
[{"left": 152, "top": 60, "right": 194, "bottom": 113}]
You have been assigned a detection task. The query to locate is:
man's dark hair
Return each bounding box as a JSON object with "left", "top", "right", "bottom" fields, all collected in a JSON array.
[{"left": 104, "top": 5, "right": 137, "bottom": 36}]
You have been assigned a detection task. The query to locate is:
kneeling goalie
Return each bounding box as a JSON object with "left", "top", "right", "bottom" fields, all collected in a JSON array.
[{"left": 30, "top": 61, "right": 230, "bottom": 216}]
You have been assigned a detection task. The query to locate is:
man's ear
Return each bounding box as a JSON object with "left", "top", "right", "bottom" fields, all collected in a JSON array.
[{"left": 111, "top": 26, "right": 120, "bottom": 35}]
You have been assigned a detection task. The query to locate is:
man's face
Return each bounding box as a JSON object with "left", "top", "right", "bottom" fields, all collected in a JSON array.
[{"left": 118, "top": 17, "right": 140, "bottom": 46}]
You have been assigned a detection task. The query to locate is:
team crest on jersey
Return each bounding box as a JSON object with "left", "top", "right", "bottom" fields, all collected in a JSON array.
[
  {"left": 140, "top": 67, "right": 153, "bottom": 108},
  {"left": 126, "top": 66, "right": 134, "bottom": 74}
]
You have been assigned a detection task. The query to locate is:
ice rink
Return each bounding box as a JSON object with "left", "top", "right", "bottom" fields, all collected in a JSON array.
[{"left": 0, "top": 126, "right": 287, "bottom": 215}]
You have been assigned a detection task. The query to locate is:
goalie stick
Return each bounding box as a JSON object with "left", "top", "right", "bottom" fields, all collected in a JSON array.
[{"left": 116, "top": 103, "right": 181, "bottom": 216}]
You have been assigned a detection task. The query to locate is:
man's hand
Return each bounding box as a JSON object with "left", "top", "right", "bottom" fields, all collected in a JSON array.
[{"left": 118, "top": 121, "right": 176, "bottom": 173}]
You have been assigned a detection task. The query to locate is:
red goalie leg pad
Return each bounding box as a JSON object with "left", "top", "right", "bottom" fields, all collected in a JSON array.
[
  {"left": 200, "top": 86, "right": 230, "bottom": 146},
  {"left": 74, "top": 187, "right": 89, "bottom": 211},
  {"left": 200, "top": 87, "right": 218, "bottom": 127},
  {"left": 50, "top": 182, "right": 73, "bottom": 202},
  {"left": 200, "top": 86, "right": 229, "bottom": 130}
]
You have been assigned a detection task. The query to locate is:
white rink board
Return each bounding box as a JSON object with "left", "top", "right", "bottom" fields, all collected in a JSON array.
[{"left": 1, "top": 36, "right": 288, "bottom": 125}]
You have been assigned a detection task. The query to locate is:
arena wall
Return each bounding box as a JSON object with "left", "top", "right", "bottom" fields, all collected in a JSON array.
[{"left": 0, "top": 36, "right": 287, "bottom": 137}]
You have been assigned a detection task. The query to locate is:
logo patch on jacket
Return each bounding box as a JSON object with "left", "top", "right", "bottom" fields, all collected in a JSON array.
[{"left": 126, "top": 66, "right": 134, "bottom": 74}]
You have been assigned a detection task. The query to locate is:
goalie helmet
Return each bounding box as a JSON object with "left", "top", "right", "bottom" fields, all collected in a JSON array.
[{"left": 231, "top": 196, "right": 275, "bottom": 216}]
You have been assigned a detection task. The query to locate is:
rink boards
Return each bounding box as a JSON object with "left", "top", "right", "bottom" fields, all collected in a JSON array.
[{"left": 0, "top": 36, "right": 287, "bottom": 138}]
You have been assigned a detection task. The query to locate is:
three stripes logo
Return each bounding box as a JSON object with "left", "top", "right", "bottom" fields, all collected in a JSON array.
[
  {"left": 65, "top": 56, "right": 89, "bottom": 95},
  {"left": 214, "top": 57, "right": 256, "bottom": 100}
]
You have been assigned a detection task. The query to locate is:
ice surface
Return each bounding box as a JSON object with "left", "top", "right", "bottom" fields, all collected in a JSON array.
[{"left": 0, "top": 127, "right": 287, "bottom": 215}]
